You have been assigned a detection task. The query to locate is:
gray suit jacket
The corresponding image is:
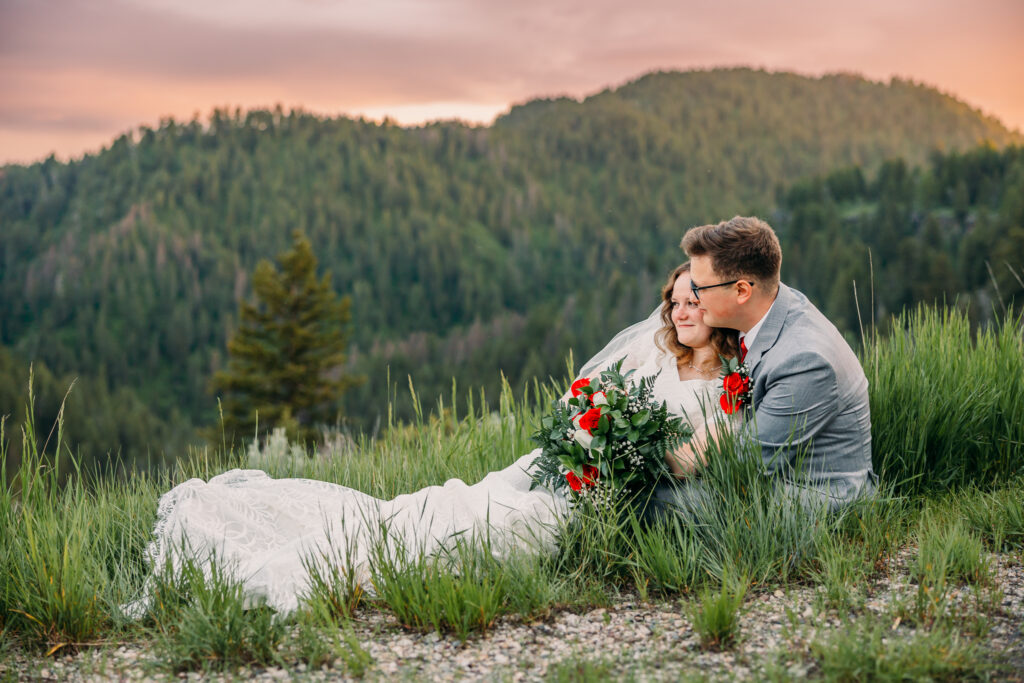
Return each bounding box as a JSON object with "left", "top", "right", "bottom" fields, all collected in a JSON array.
[{"left": 741, "top": 283, "right": 875, "bottom": 509}]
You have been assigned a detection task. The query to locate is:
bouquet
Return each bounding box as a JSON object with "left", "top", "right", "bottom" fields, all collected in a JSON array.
[{"left": 530, "top": 359, "right": 693, "bottom": 505}]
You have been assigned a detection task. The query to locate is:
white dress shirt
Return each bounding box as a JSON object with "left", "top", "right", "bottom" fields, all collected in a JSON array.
[{"left": 740, "top": 294, "right": 779, "bottom": 352}]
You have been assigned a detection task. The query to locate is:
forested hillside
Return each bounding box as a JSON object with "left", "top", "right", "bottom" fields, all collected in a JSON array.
[
  {"left": 1, "top": 68, "right": 1021, "bottom": 471},
  {"left": 776, "top": 146, "right": 1024, "bottom": 335}
]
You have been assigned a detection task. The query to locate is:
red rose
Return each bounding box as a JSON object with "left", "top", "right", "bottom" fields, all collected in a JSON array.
[
  {"left": 720, "top": 392, "right": 739, "bottom": 414},
  {"left": 578, "top": 407, "right": 602, "bottom": 434},
  {"left": 582, "top": 464, "right": 600, "bottom": 486},
  {"left": 566, "top": 471, "right": 583, "bottom": 492},
  {"left": 570, "top": 377, "right": 591, "bottom": 398},
  {"left": 723, "top": 372, "right": 745, "bottom": 395}
]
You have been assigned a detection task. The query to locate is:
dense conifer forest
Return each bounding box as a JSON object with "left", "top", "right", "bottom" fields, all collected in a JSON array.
[{"left": 1, "top": 68, "right": 1022, "bottom": 472}]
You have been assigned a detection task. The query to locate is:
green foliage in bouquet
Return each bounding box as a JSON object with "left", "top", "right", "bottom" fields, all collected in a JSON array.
[{"left": 530, "top": 359, "right": 693, "bottom": 501}]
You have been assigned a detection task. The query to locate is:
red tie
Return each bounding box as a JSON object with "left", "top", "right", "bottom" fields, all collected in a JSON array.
[{"left": 739, "top": 337, "right": 748, "bottom": 362}]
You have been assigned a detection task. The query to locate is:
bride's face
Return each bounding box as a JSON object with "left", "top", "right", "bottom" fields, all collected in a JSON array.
[{"left": 671, "top": 274, "right": 714, "bottom": 349}]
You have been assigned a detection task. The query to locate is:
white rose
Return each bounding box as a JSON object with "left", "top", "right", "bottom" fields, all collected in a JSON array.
[
  {"left": 591, "top": 391, "right": 608, "bottom": 406},
  {"left": 573, "top": 429, "right": 594, "bottom": 449}
]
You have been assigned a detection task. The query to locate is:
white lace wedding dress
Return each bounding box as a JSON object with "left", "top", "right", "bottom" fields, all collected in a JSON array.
[{"left": 130, "top": 349, "right": 721, "bottom": 616}]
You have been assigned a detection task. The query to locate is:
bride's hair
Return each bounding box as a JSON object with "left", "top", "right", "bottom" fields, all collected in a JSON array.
[{"left": 656, "top": 262, "right": 739, "bottom": 365}]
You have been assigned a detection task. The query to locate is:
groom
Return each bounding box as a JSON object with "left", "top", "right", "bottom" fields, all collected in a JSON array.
[{"left": 666, "top": 216, "right": 875, "bottom": 513}]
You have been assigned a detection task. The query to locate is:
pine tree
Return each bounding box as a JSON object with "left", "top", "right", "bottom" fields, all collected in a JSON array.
[{"left": 212, "top": 230, "right": 360, "bottom": 446}]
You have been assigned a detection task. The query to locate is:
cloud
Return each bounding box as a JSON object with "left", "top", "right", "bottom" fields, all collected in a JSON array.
[
  {"left": 0, "top": 0, "right": 509, "bottom": 94},
  {"left": 0, "top": 107, "right": 121, "bottom": 134},
  {"left": 0, "top": 0, "right": 1021, "bottom": 162}
]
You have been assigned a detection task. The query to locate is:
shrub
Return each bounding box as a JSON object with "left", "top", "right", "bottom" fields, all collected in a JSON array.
[
  {"left": 368, "top": 534, "right": 510, "bottom": 641},
  {"left": 915, "top": 516, "right": 989, "bottom": 588},
  {"left": 957, "top": 479, "right": 1024, "bottom": 550},
  {"left": 687, "top": 577, "right": 747, "bottom": 651},
  {"left": 807, "top": 619, "right": 990, "bottom": 681},
  {"left": 149, "top": 555, "right": 285, "bottom": 672}
]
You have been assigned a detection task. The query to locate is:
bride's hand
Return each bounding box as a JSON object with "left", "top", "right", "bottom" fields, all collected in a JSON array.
[
  {"left": 666, "top": 420, "right": 716, "bottom": 478},
  {"left": 667, "top": 442, "right": 706, "bottom": 478}
]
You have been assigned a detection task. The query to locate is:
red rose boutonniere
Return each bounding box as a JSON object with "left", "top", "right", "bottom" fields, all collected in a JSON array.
[{"left": 719, "top": 355, "right": 751, "bottom": 414}]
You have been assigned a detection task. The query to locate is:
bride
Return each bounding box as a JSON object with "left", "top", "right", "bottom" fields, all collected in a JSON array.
[{"left": 130, "top": 263, "right": 738, "bottom": 616}]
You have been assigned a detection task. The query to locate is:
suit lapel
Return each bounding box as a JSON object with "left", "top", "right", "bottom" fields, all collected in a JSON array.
[{"left": 743, "top": 284, "right": 792, "bottom": 374}]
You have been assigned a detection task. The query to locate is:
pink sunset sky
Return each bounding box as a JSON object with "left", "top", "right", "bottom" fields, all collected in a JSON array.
[{"left": 1, "top": 0, "right": 1022, "bottom": 166}]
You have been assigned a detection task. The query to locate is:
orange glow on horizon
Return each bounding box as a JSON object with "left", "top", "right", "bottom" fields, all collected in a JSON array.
[
  {"left": 2, "top": 0, "right": 1022, "bottom": 165},
  {"left": 3, "top": 65, "right": 1022, "bottom": 168}
]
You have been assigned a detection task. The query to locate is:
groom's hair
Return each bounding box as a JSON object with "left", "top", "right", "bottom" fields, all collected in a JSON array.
[{"left": 681, "top": 216, "right": 782, "bottom": 287}]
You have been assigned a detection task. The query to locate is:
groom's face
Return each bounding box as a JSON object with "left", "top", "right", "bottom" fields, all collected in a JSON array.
[{"left": 688, "top": 255, "right": 740, "bottom": 328}]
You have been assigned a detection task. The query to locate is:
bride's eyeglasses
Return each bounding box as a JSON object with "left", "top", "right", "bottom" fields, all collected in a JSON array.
[{"left": 689, "top": 279, "right": 755, "bottom": 301}]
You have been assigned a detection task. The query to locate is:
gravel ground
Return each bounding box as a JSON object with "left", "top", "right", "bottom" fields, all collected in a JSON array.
[{"left": 4, "top": 551, "right": 1022, "bottom": 682}]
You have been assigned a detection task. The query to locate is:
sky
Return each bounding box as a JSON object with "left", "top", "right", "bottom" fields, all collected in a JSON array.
[{"left": 1, "top": 0, "right": 1022, "bottom": 165}]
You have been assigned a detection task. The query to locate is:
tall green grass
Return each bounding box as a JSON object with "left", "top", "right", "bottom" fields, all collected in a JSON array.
[
  {"left": 680, "top": 428, "right": 831, "bottom": 586},
  {"left": 864, "top": 306, "right": 1024, "bottom": 496},
  {"left": 148, "top": 554, "right": 286, "bottom": 672},
  {"left": 626, "top": 514, "right": 702, "bottom": 598},
  {"left": 0, "top": 380, "right": 148, "bottom": 653},
  {"left": 246, "top": 377, "right": 547, "bottom": 497},
  {"left": 368, "top": 535, "right": 510, "bottom": 640}
]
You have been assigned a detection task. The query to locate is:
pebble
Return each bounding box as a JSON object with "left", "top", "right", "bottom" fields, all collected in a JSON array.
[{"left": 5, "top": 551, "right": 1022, "bottom": 681}]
